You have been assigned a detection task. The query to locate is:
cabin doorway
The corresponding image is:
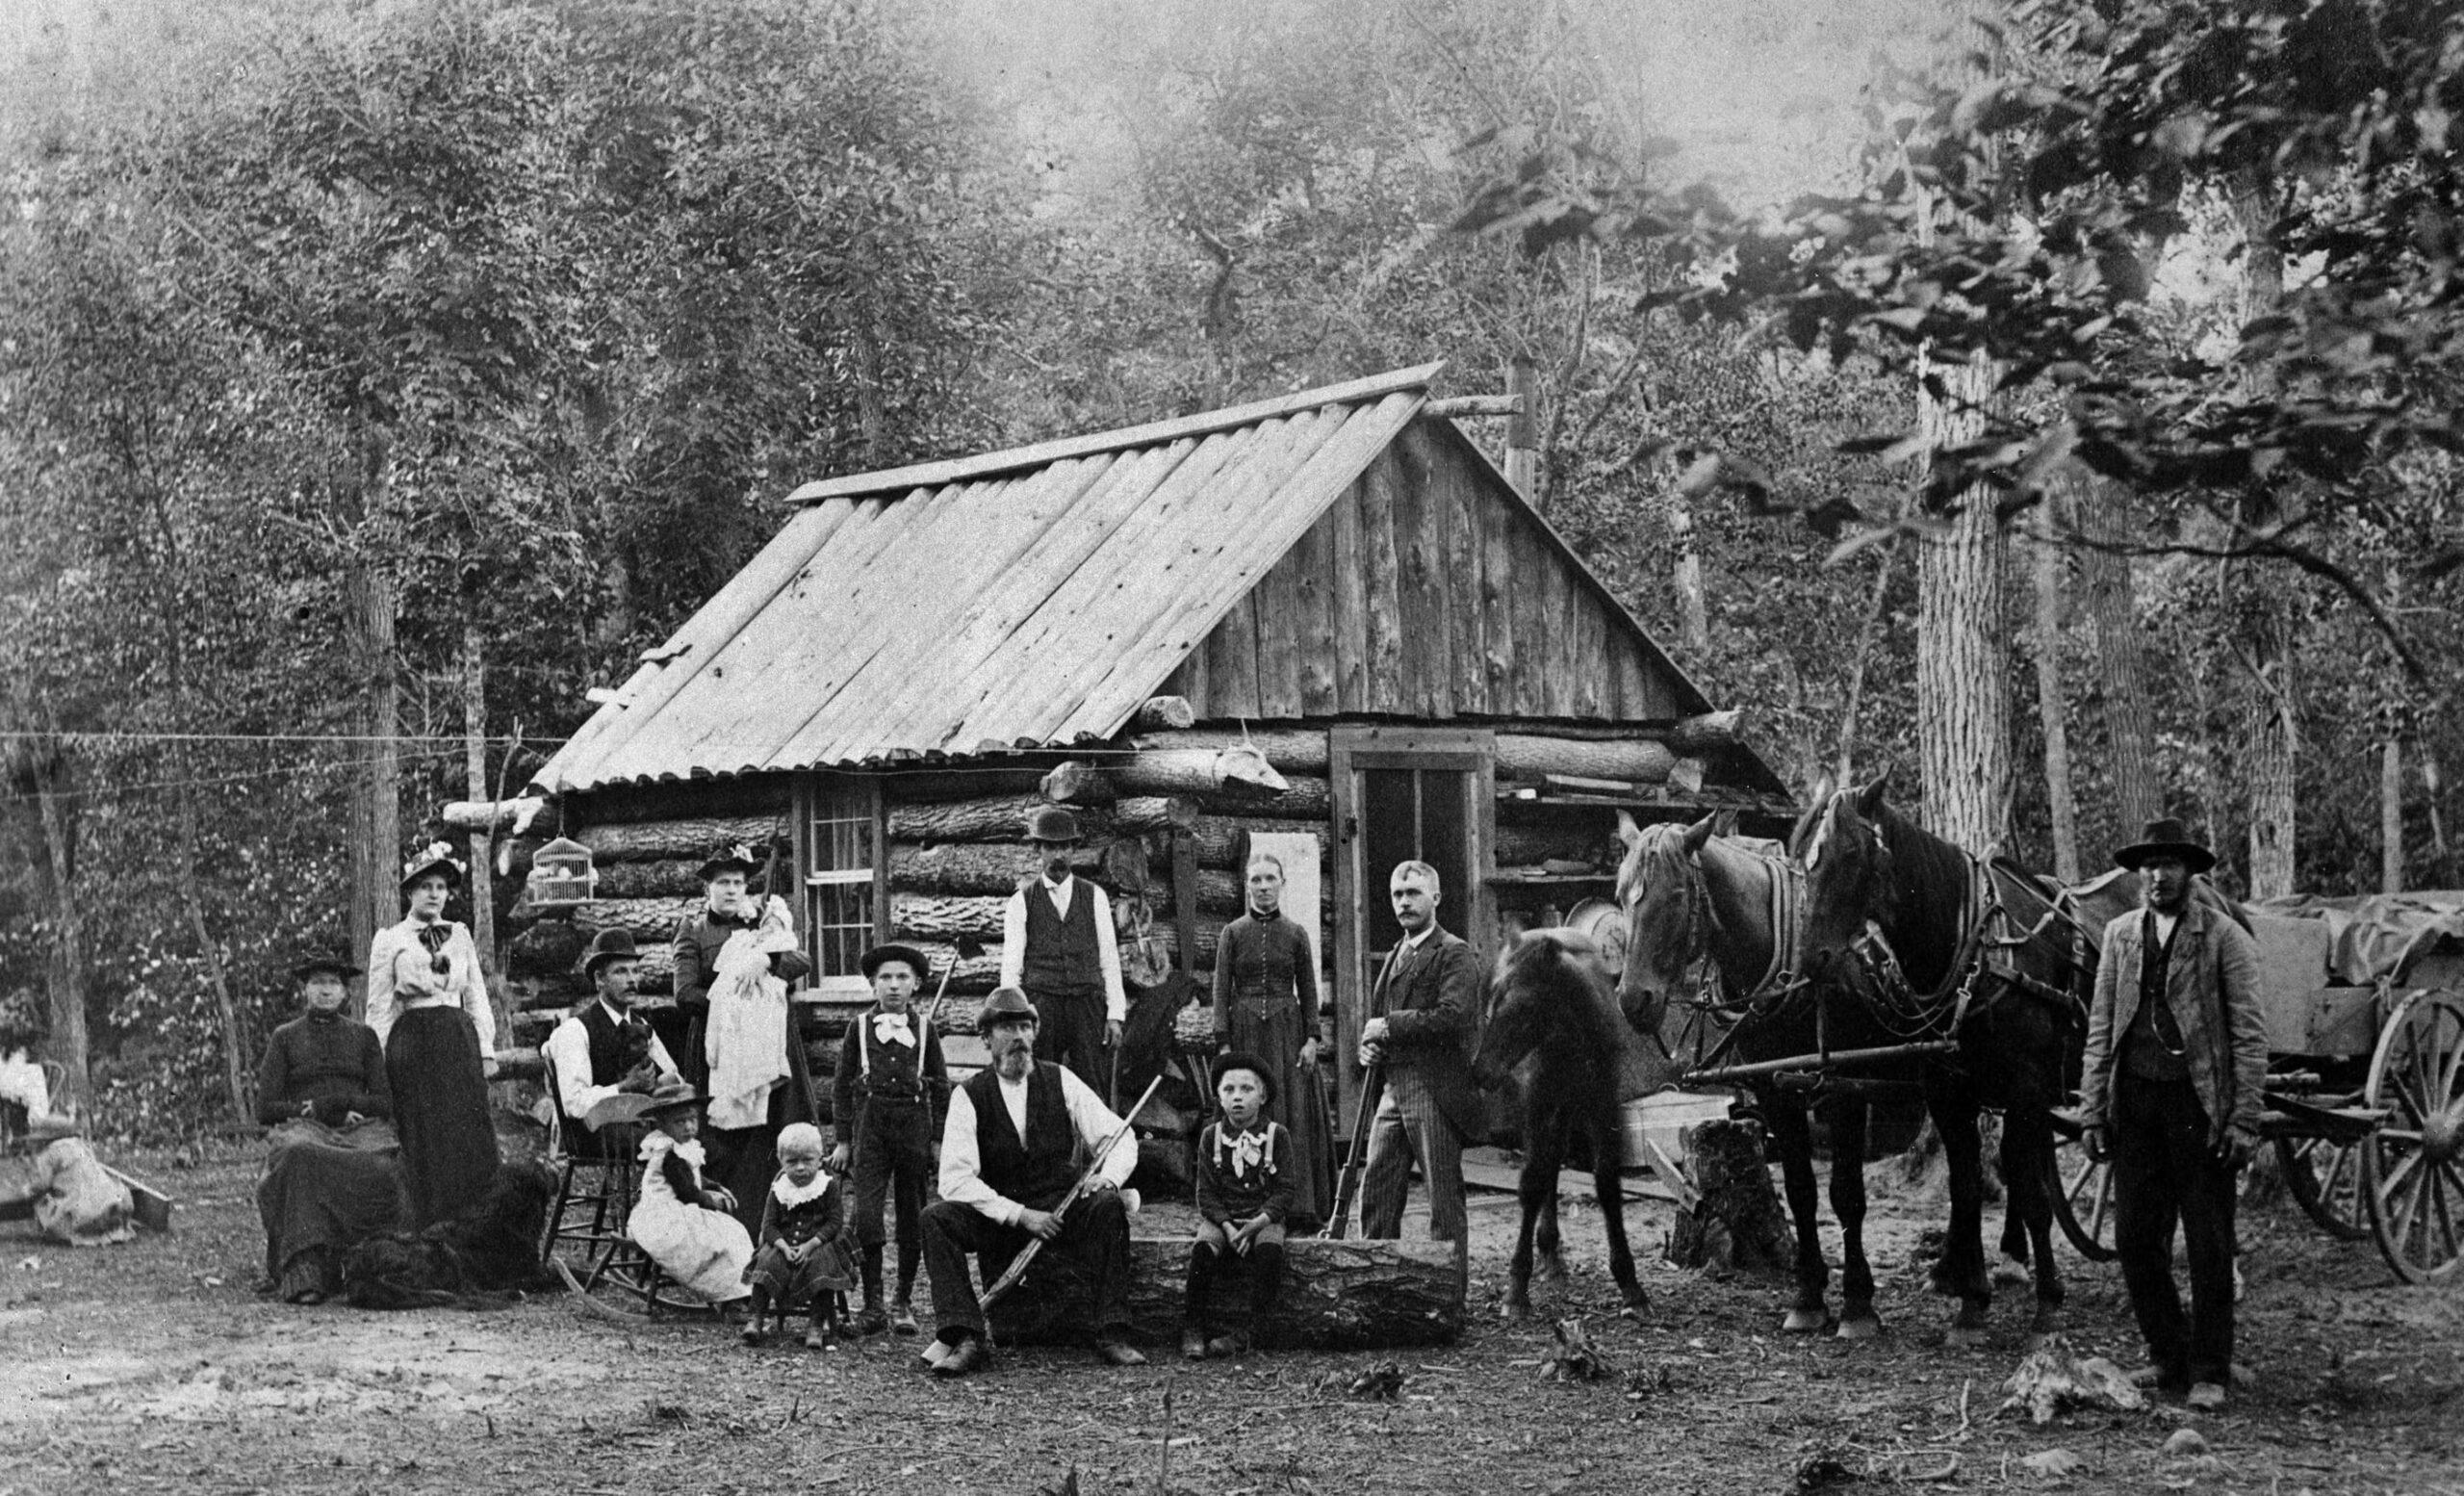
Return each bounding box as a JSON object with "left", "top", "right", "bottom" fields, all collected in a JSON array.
[{"left": 1328, "top": 727, "right": 1495, "bottom": 1136}]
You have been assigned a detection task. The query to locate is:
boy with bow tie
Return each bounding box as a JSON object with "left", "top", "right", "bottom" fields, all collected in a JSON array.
[
  {"left": 1181, "top": 1053, "right": 1296, "bottom": 1359},
  {"left": 832, "top": 943, "right": 948, "bottom": 1336}
]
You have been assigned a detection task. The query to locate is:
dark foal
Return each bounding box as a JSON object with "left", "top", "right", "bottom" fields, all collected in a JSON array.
[
  {"left": 1794, "top": 778, "right": 2091, "bottom": 1350},
  {"left": 1613, "top": 812, "right": 1910, "bottom": 1340},
  {"left": 1472, "top": 929, "right": 1659, "bottom": 1320}
]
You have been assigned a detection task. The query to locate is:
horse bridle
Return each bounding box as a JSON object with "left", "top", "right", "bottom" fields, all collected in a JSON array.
[{"left": 1621, "top": 826, "right": 1808, "bottom": 1026}]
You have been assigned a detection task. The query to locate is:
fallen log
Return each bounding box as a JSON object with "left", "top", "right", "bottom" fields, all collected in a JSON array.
[
  {"left": 886, "top": 794, "right": 1194, "bottom": 844},
  {"left": 576, "top": 815, "right": 788, "bottom": 864},
  {"left": 1132, "top": 728, "right": 1331, "bottom": 774},
  {"left": 493, "top": 1046, "right": 545, "bottom": 1082},
  {"left": 1049, "top": 751, "right": 1296, "bottom": 805},
  {"left": 1190, "top": 815, "right": 1331, "bottom": 869},
  {"left": 885, "top": 941, "right": 1005, "bottom": 995},
  {"left": 572, "top": 896, "right": 700, "bottom": 943},
  {"left": 890, "top": 841, "right": 1097, "bottom": 895},
  {"left": 1495, "top": 734, "right": 1674, "bottom": 785},
  {"left": 1040, "top": 761, "right": 1117, "bottom": 805},
  {"left": 590, "top": 858, "right": 705, "bottom": 900},
  {"left": 1668, "top": 709, "right": 1745, "bottom": 753},
  {"left": 988, "top": 1234, "right": 1464, "bottom": 1350},
  {"left": 891, "top": 892, "right": 1007, "bottom": 944}
]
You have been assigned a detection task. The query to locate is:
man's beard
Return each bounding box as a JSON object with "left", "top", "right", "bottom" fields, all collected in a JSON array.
[{"left": 993, "top": 1042, "right": 1034, "bottom": 1077}]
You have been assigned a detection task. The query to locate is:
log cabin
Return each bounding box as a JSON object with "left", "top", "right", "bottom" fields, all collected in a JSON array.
[{"left": 491, "top": 363, "right": 1792, "bottom": 1129}]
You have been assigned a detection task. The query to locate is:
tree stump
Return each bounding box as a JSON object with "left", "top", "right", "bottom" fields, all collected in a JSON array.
[
  {"left": 986, "top": 1235, "right": 1464, "bottom": 1350},
  {"left": 1666, "top": 1119, "right": 1794, "bottom": 1276}
]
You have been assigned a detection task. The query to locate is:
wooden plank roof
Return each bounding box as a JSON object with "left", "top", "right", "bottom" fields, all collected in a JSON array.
[{"left": 531, "top": 369, "right": 1439, "bottom": 792}]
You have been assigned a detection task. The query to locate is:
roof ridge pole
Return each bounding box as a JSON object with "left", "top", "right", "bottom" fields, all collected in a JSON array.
[{"left": 1505, "top": 355, "right": 1540, "bottom": 507}]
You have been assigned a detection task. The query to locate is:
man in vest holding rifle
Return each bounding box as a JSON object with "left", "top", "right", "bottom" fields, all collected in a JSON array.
[
  {"left": 1001, "top": 807, "right": 1126, "bottom": 1093},
  {"left": 918, "top": 987, "right": 1142, "bottom": 1378}
]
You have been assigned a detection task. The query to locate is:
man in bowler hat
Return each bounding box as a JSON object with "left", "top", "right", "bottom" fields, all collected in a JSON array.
[
  {"left": 999, "top": 807, "right": 1126, "bottom": 1092},
  {"left": 544, "top": 928, "right": 680, "bottom": 1153},
  {"left": 2080, "top": 817, "right": 2267, "bottom": 1412}
]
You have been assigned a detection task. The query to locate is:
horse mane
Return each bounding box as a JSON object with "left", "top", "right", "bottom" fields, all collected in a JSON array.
[{"left": 1866, "top": 796, "right": 1979, "bottom": 993}]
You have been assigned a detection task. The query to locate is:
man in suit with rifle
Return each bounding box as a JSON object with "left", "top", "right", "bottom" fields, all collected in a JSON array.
[{"left": 1355, "top": 861, "right": 1484, "bottom": 1244}]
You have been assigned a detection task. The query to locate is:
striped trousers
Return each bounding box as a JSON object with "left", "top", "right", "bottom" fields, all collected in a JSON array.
[{"left": 1358, "top": 1066, "right": 1467, "bottom": 1243}]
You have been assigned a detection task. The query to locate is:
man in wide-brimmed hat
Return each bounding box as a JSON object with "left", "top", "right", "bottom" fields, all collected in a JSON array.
[
  {"left": 917, "top": 987, "right": 1142, "bottom": 1378},
  {"left": 2080, "top": 816, "right": 2267, "bottom": 1413},
  {"left": 544, "top": 928, "right": 680, "bottom": 1153},
  {"left": 999, "top": 807, "right": 1126, "bottom": 1092}
]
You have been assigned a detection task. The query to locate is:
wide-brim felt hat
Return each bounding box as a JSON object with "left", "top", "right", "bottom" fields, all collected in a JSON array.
[
  {"left": 1022, "top": 806, "right": 1083, "bottom": 844},
  {"left": 860, "top": 943, "right": 933, "bottom": 982},
  {"left": 697, "top": 841, "right": 763, "bottom": 882},
  {"left": 580, "top": 927, "right": 641, "bottom": 977},
  {"left": 976, "top": 986, "right": 1037, "bottom": 1032},
  {"left": 2115, "top": 817, "right": 2218, "bottom": 874},
  {"left": 638, "top": 1082, "right": 704, "bottom": 1120},
  {"left": 399, "top": 841, "right": 466, "bottom": 891},
  {"left": 291, "top": 950, "right": 364, "bottom": 982}
]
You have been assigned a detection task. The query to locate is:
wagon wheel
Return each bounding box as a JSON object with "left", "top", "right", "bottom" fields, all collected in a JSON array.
[
  {"left": 2044, "top": 1141, "right": 2117, "bottom": 1263},
  {"left": 2273, "top": 1134, "right": 2372, "bottom": 1242},
  {"left": 2360, "top": 990, "right": 2464, "bottom": 1285}
]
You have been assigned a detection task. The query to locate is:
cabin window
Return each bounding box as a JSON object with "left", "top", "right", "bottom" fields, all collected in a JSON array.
[{"left": 798, "top": 773, "right": 886, "bottom": 995}]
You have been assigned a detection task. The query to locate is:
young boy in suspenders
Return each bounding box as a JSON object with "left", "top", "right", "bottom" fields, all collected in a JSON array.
[{"left": 831, "top": 943, "right": 949, "bottom": 1335}]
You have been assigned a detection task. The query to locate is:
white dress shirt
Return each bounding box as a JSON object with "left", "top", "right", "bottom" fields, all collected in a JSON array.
[
  {"left": 937, "top": 1064, "right": 1134, "bottom": 1226},
  {"left": 998, "top": 874, "right": 1128, "bottom": 1022},
  {"left": 364, "top": 917, "right": 498, "bottom": 1060},
  {"left": 544, "top": 1000, "right": 680, "bottom": 1120}
]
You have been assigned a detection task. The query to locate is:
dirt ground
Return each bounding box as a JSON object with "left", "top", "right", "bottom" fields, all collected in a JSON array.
[{"left": 2, "top": 1141, "right": 2458, "bottom": 1496}]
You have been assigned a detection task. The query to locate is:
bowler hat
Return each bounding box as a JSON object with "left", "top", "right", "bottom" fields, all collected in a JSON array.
[
  {"left": 291, "top": 950, "right": 364, "bottom": 983},
  {"left": 399, "top": 840, "right": 466, "bottom": 892},
  {"left": 1022, "top": 806, "right": 1083, "bottom": 844},
  {"left": 638, "top": 1082, "right": 704, "bottom": 1121},
  {"left": 697, "top": 841, "right": 763, "bottom": 882},
  {"left": 976, "top": 986, "right": 1038, "bottom": 1033},
  {"left": 2114, "top": 817, "right": 2218, "bottom": 875},
  {"left": 580, "top": 927, "right": 641, "bottom": 978},
  {"left": 860, "top": 943, "right": 933, "bottom": 983}
]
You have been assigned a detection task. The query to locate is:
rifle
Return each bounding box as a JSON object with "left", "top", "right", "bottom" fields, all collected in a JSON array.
[
  {"left": 979, "top": 1073, "right": 1164, "bottom": 1313},
  {"left": 1320, "top": 1060, "right": 1383, "bottom": 1240}
]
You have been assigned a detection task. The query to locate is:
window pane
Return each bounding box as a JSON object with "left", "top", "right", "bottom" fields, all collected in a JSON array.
[{"left": 806, "top": 775, "right": 877, "bottom": 978}]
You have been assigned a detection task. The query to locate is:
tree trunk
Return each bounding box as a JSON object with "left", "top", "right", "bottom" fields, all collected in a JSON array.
[
  {"left": 462, "top": 614, "right": 507, "bottom": 1053},
  {"left": 174, "top": 782, "right": 252, "bottom": 1122},
  {"left": 1494, "top": 735, "right": 1675, "bottom": 784},
  {"left": 890, "top": 841, "right": 1098, "bottom": 896},
  {"left": 1915, "top": 350, "right": 2012, "bottom": 854},
  {"left": 2075, "top": 474, "right": 2160, "bottom": 844},
  {"left": 886, "top": 794, "right": 1194, "bottom": 844},
  {"left": 1666, "top": 1118, "right": 1793, "bottom": 1276},
  {"left": 1835, "top": 542, "right": 1899, "bottom": 787},
  {"left": 1669, "top": 497, "right": 1709, "bottom": 659},
  {"left": 34, "top": 767, "right": 90, "bottom": 1113},
  {"left": 346, "top": 556, "right": 400, "bottom": 1004},
  {"left": 989, "top": 1234, "right": 1466, "bottom": 1351},
  {"left": 2233, "top": 181, "right": 2299, "bottom": 901},
  {"left": 2030, "top": 502, "right": 2080, "bottom": 883},
  {"left": 575, "top": 814, "right": 791, "bottom": 864},
  {"left": 2383, "top": 737, "right": 2404, "bottom": 894}
]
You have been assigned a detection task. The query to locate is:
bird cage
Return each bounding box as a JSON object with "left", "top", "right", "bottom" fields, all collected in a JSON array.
[{"left": 525, "top": 836, "right": 597, "bottom": 912}]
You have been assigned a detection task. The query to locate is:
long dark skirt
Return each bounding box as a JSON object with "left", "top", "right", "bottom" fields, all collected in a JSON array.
[
  {"left": 1223, "top": 996, "right": 1334, "bottom": 1228},
  {"left": 386, "top": 1007, "right": 500, "bottom": 1228},
  {"left": 258, "top": 1120, "right": 408, "bottom": 1299},
  {"left": 705, "top": 1077, "right": 800, "bottom": 1235}
]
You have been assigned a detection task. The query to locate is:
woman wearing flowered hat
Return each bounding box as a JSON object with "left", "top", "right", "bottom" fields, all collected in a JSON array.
[{"left": 366, "top": 842, "right": 500, "bottom": 1227}]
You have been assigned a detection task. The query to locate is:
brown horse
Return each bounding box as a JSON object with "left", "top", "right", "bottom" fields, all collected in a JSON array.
[
  {"left": 1794, "top": 777, "right": 2095, "bottom": 1348},
  {"left": 1472, "top": 927, "right": 1665, "bottom": 1320},
  {"left": 1614, "top": 812, "right": 1915, "bottom": 1339}
]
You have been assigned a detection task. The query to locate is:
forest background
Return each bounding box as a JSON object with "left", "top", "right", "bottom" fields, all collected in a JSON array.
[{"left": 3, "top": 0, "right": 2457, "bottom": 1137}]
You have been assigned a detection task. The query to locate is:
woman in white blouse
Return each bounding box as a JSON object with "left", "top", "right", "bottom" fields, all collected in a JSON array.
[{"left": 367, "top": 843, "right": 500, "bottom": 1226}]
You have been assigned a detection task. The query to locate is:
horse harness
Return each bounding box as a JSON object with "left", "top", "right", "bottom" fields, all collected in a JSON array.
[{"left": 1852, "top": 848, "right": 2094, "bottom": 1045}]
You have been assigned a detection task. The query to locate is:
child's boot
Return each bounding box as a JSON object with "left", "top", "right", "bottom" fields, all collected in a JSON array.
[
  {"left": 804, "top": 1300, "right": 835, "bottom": 1351},
  {"left": 741, "top": 1289, "right": 771, "bottom": 1346},
  {"left": 855, "top": 1244, "right": 888, "bottom": 1335},
  {"left": 1180, "top": 1324, "right": 1209, "bottom": 1360},
  {"left": 889, "top": 1242, "right": 921, "bottom": 1334}
]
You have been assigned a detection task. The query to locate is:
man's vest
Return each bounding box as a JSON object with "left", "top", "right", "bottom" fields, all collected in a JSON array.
[
  {"left": 964, "top": 1062, "right": 1078, "bottom": 1211},
  {"left": 576, "top": 1001, "right": 643, "bottom": 1100},
  {"left": 1021, "top": 880, "right": 1103, "bottom": 999}
]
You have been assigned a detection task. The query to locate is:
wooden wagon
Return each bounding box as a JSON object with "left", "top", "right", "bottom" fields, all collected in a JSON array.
[{"left": 2049, "top": 897, "right": 2464, "bottom": 1286}]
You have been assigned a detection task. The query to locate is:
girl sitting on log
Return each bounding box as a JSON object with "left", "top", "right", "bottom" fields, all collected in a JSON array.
[{"left": 1182, "top": 1053, "right": 1295, "bottom": 1360}]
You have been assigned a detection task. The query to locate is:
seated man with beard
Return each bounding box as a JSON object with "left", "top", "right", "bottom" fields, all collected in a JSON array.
[{"left": 918, "top": 988, "right": 1142, "bottom": 1378}]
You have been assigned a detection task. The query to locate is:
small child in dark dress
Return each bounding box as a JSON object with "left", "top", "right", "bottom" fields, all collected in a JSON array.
[
  {"left": 1182, "top": 1052, "right": 1296, "bottom": 1359},
  {"left": 742, "top": 1123, "right": 860, "bottom": 1349}
]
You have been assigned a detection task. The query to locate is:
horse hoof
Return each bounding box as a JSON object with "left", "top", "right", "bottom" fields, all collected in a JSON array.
[
  {"left": 1538, "top": 1254, "right": 1570, "bottom": 1283},
  {"left": 1502, "top": 1298, "right": 1533, "bottom": 1323},
  {"left": 1782, "top": 1307, "right": 1828, "bottom": 1335},
  {"left": 1945, "top": 1326, "right": 1991, "bottom": 1351},
  {"left": 1836, "top": 1315, "right": 1882, "bottom": 1342}
]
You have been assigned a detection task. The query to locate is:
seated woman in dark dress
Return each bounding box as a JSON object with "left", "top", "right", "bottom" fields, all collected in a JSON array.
[{"left": 255, "top": 951, "right": 408, "bottom": 1304}]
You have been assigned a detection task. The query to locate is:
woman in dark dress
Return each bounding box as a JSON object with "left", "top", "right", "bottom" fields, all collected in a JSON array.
[
  {"left": 365, "top": 845, "right": 500, "bottom": 1227},
  {"left": 1210, "top": 853, "right": 1333, "bottom": 1227},
  {"left": 255, "top": 950, "right": 408, "bottom": 1303}
]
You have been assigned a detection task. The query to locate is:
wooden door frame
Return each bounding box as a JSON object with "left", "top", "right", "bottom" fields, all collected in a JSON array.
[{"left": 1328, "top": 726, "right": 1496, "bottom": 1138}]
